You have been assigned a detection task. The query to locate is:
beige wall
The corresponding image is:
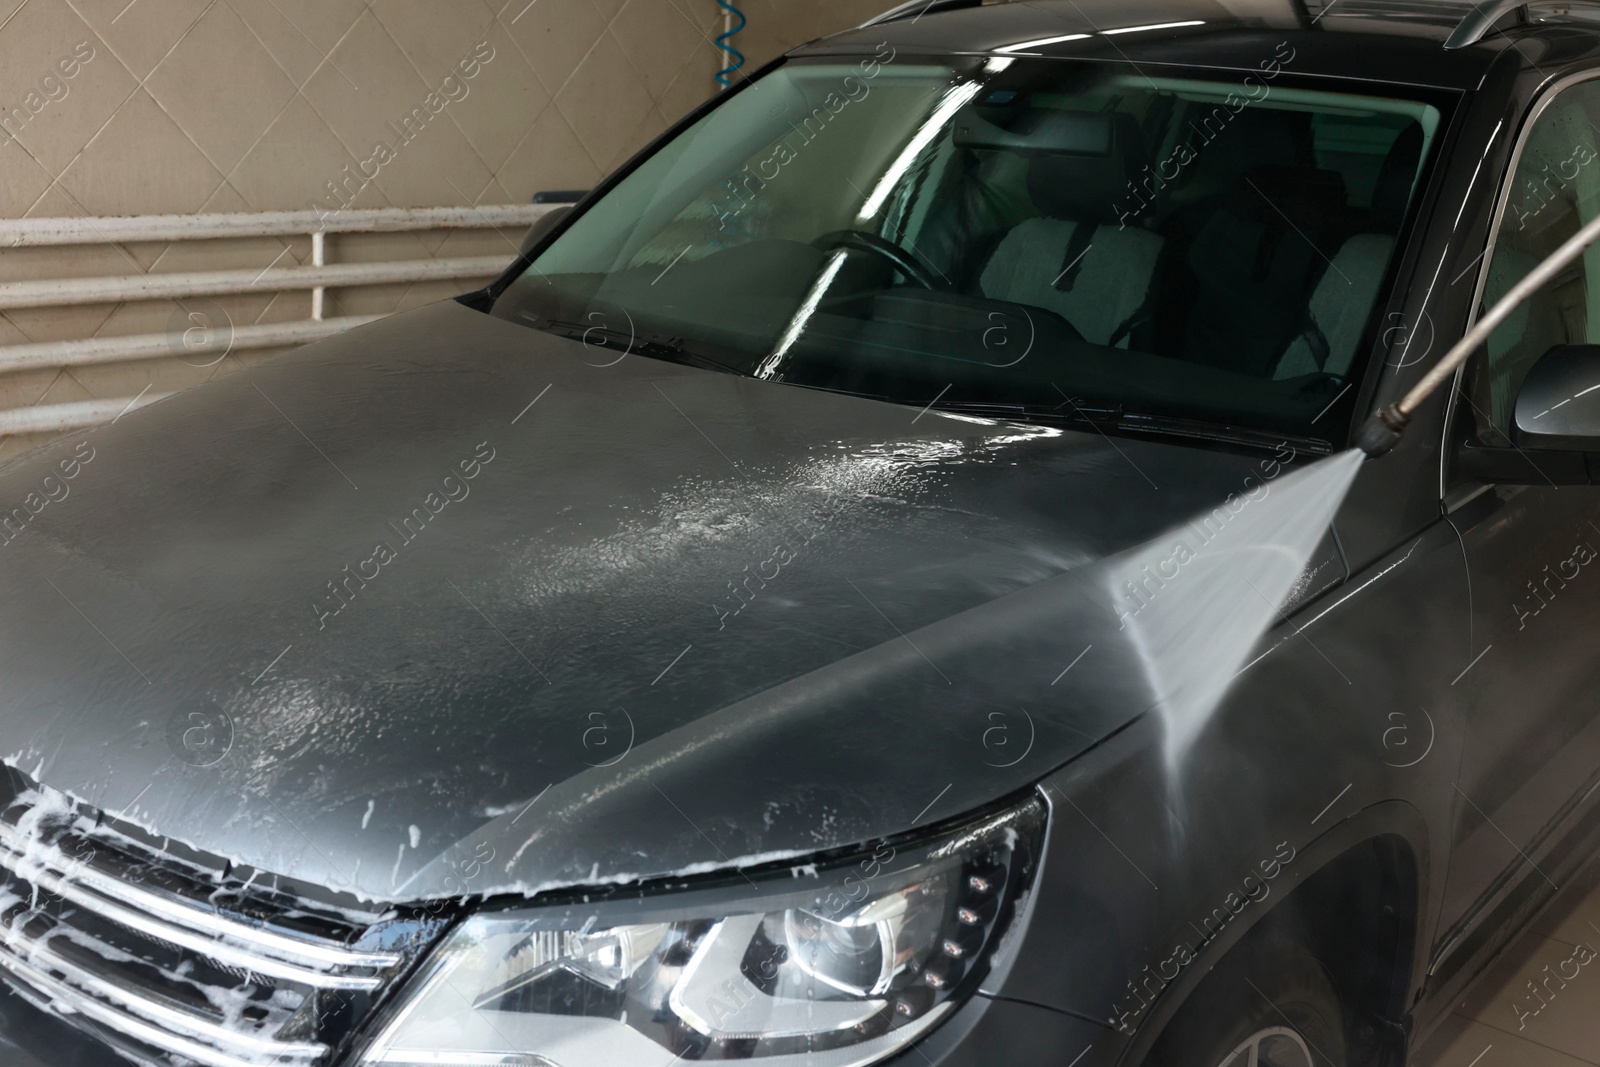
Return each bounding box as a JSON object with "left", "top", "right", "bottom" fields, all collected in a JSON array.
[{"left": 0, "top": 0, "right": 888, "bottom": 456}]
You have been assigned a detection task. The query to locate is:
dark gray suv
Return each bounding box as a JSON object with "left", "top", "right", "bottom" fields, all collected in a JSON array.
[{"left": 3, "top": 2, "right": 1600, "bottom": 1066}]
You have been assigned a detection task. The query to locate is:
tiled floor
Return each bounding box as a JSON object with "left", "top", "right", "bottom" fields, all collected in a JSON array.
[{"left": 1417, "top": 859, "right": 1600, "bottom": 1066}]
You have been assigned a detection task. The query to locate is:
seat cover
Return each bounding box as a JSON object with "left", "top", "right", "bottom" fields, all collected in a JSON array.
[
  {"left": 1274, "top": 234, "right": 1396, "bottom": 380},
  {"left": 978, "top": 111, "right": 1163, "bottom": 346},
  {"left": 980, "top": 219, "right": 1163, "bottom": 345}
]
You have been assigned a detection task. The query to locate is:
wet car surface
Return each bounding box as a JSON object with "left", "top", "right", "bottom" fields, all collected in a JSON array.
[{"left": 5, "top": 2, "right": 1600, "bottom": 1066}]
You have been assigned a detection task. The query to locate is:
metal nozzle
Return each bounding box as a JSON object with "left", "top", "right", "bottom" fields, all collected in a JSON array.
[{"left": 1356, "top": 404, "right": 1410, "bottom": 457}]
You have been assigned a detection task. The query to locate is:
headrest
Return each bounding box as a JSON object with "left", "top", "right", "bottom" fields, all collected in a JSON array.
[
  {"left": 1189, "top": 164, "right": 1348, "bottom": 276},
  {"left": 1179, "top": 108, "right": 1303, "bottom": 202},
  {"left": 1222, "top": 164, "right": 1350, "bottom": 230},
  {"left": 1022, "top": 112, "right": 1145, "bottom": 223}
]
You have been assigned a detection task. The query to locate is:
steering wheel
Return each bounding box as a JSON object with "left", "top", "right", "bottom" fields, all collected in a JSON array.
[{"left": 810, "top": 230, "right": 943, "bottom": 290}]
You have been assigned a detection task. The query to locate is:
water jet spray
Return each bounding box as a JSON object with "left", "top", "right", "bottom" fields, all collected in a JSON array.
[{"left": 1115, "top": 210, "right": 1600, "bottom": 772}]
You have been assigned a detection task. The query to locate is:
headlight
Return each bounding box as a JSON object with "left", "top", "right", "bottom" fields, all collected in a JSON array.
[{"left": 359, "top": 796, "right": 1044, "bottom": 1066}]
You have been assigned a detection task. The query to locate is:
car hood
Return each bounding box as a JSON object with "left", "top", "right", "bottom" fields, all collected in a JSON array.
[{"left": 0, "top": 301, "right": 1308, "bottom": 902}]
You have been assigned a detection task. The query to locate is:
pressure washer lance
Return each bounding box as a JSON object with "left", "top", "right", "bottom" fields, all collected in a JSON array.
[{"left": 1357, "top": 207, "right": 1600, "bottom": 456}]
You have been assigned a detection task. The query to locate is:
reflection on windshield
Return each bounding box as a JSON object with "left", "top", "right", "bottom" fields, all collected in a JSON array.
[{"left": 492, "top": 51, "right": 1443, "bottom": 448}]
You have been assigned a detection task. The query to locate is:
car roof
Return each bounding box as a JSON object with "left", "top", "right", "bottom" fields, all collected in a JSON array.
[{"left": 795, "top": 0, "right": 1593, "bottom": 91}]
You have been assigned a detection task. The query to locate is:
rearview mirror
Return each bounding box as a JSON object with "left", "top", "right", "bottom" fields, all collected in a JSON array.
[
  {"left": 951, "top": 108, "right": 1118, "bottom": 155},
  {"left": 520, "top": 206, "right": 571, "bottom": 257},
  {"left": 1513, "top": 344, "right": 1600, "bottom": 449}
]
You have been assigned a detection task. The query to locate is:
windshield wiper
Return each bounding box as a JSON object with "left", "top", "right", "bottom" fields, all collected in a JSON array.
[
  {"left": 533, "top": 319, "right": 743, "bottom": 374},
  {"left": 537, "top": 320, "right": 682, "bottom": 358},
  {"left": 928, "top": 400, "right": 1330, "bottom": 455},
  {"left": 931, "top": 399, "right": 1120, "bottom": 426}
]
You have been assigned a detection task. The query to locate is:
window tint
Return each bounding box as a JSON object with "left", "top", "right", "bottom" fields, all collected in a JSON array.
[{"left": 1468, "top": 80, "right": 1600, "bottom": 441}]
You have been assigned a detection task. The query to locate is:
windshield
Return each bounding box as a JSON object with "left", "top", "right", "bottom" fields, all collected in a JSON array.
[{"left": 492, "top": 53, "right": 1442, "bottom": 448}]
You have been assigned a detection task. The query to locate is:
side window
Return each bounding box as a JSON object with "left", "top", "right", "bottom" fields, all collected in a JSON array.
[{"left": 1468, "top": 81, "right": 1600, "bottom": 442}]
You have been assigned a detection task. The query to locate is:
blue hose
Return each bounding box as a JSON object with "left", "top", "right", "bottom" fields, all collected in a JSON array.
[{"left": 715, "top": 0, "right": 746, "bottom": 88}]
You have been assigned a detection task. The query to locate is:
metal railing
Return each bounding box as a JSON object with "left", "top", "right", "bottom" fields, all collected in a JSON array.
[{"left": 0, "top": 205, "right": 553, "bottom": 437}]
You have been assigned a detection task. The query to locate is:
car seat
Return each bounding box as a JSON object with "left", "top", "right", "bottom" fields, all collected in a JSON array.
[
  {"left": 1181, "top": 163, "right": 1349, "bottom": 377},
  {"left": 978, "top": 113, "right": 1163, "bottom": 346},
  {"left": 1272, "top": 124, "right": 1423, "bottom": 380}
]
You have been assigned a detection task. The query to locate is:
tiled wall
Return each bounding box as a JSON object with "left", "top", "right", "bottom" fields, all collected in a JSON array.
[{"left": 0, "top": 0, "right": 888, "bottom": 457}]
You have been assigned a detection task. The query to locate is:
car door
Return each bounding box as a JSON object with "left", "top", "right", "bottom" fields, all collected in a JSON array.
[{"left": 1440, "top": 71, "right": 1600, "bottom": 951}]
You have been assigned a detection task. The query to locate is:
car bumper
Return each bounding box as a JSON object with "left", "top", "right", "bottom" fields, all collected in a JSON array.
[
  {"left": 907, "top": 993, "right": 1122, "bottom": 1066},
  {"left": 0, "top": 974, "right": 1121, "bottom": 1067}
]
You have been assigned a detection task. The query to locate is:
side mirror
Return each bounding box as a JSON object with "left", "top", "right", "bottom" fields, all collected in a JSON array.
[
  {"left": 519, "top": 205, "right": 571, "bottom": 257},
  {"left": 1513, "top": 344, "right": 1600, "bottom": 449},
  {"left": 1456, "top": 343, "right": 1600, "bottom": 485}
]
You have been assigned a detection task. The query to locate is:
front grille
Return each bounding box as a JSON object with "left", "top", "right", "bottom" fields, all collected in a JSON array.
[{"left": 0, "top": 773, "right": 415, "bottom": 1067}]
